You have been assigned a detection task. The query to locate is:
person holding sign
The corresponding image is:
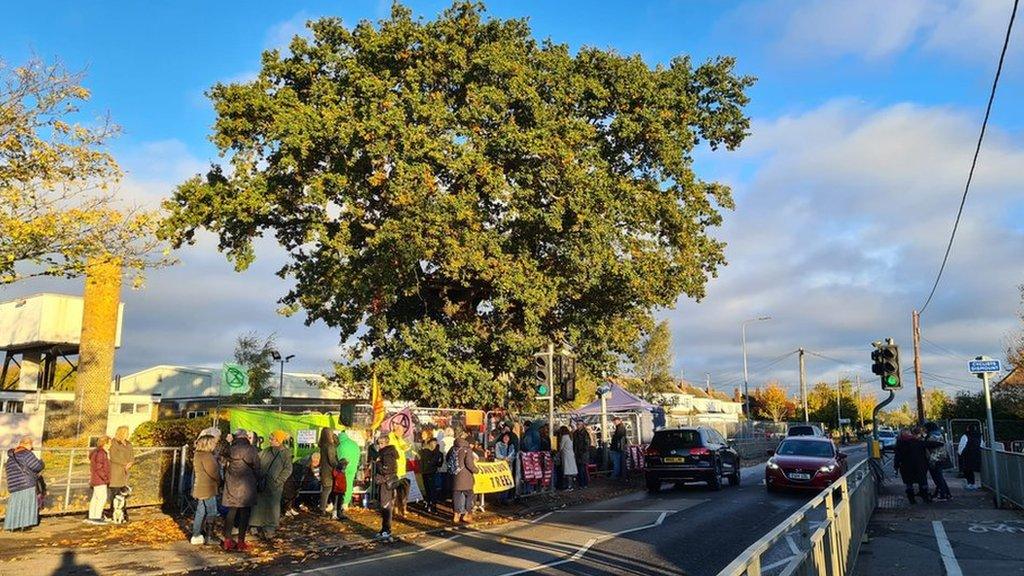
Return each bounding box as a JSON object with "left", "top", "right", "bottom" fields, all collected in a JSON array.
[{"left": 494, "top": 432, "right": 517, "bottom": 504}]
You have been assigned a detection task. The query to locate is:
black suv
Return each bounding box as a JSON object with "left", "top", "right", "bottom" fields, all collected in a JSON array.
[{"left": 644, "top": 427, "right": 740, "bottom": 492}]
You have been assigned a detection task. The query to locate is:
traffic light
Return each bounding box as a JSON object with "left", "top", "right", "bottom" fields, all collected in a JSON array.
[
  {"left": 556, "top": 354, "right": 577, "bottom": 402},
  {"left": 871, "top": 339, "right": 901, "bottom": 390},
  {"left": 534, "top": 352, "right": 552, "bottom": 399}
]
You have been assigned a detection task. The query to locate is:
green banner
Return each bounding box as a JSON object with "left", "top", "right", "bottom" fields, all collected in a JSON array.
[
  {"left": 228, "top": 408, "right": 345, "bottom": 458},
  {"left": 221, "top": 363, "right": 250, "bottom": 395}
]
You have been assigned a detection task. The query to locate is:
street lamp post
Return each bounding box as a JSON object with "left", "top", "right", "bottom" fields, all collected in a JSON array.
[
  {"left": 270, "top": 351, "right": 295, "bottom": 412},
  {"left": 742, "top": 315, "right": 772, "bottom": 434}
]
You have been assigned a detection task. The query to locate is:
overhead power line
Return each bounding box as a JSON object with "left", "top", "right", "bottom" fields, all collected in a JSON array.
[{"left": 919, "top": 0, "right": 1019, "bottom": 315}]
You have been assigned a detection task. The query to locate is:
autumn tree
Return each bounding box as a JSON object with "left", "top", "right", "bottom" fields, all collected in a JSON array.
[
  {"left": 629, "top": 320, "right": 677, "bottom": 401},
  {"left": 752, "top": 380, "right": 791, "bottom": 422},
  {"left": 0, "top": 58, "right": 167, "bottom": 286},
  {"left": 924, "top": 388, "right": 950, "bottom": 422},
  {"left": 806, "top": 379, "right": 858, "bottom": 430},
  {"left": 160, "top": 3, "right": 754, "bottom": 407},
  {"left": 233, "top": 331, "right": 277, "bottom": 403}
]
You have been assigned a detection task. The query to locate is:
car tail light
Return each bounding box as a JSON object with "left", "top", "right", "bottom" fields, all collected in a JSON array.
[
  {"left": 645, "top": 447, "right": 659, "bottom": 456},
  {"left": 689, "top": 447, "right": 711, "bottom": 456}
]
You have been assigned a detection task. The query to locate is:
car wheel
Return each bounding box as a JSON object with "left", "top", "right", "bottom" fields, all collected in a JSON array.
[
  {"left": 728, "top": 468, "right": 741, "bottom": 487},
  {"left": 646, "top": 477, "right": 661, "bottom": 494},
  {"left": 708, "top": 465, "right": 723, "bottom": 491}
]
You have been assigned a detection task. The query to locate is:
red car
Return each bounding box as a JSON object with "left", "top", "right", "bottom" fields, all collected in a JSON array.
[{"left": 765, "top": 436, "right": 848, "bottom": 492}]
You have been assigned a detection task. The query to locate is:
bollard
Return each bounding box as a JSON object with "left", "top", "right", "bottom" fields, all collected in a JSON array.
[{"left": 64, "top": 448, "right": 75, "bottom": 511}]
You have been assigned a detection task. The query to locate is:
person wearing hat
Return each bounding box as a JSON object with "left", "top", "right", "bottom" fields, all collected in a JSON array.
[
  {"left": 372, "top": 434, "right": 399, "bottom": 540},
  {"left": 221, "top": 429, "right": 260, "bottom": 551},
  {"left": 251, "top": 430, "right": 293, "bottom": 538},
  {"left": 609, "top": 417, "right": 627, "bottom": 480}
]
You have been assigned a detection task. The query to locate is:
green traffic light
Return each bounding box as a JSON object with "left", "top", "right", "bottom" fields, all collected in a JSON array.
[
  {"left": 537, "top": 385, "right": 549, "bottom": 395},
  {"left": 885, "top": 375, "right": 899, "bottom": 386}
]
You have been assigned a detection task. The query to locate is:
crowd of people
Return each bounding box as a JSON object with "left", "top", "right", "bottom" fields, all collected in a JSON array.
[
  {"left": 892, "top": 422, "right": 983, "bottom": 504},
  {"left": 2, "top": 414, "right": 635, "bottom": 543}
]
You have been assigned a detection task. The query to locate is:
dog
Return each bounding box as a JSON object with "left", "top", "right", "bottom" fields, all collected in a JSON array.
[{"left": 111, "top": 486, "right": 132, "bottom": 524}]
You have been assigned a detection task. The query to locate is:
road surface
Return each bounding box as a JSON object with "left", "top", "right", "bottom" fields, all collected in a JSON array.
[{"left": 284, "top": 443, "right": 868, "bottom": 576}]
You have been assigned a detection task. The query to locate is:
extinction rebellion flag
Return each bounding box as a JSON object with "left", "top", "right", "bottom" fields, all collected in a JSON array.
[{"left": 221, "top": 363, "right": 250, "bottom": 396}]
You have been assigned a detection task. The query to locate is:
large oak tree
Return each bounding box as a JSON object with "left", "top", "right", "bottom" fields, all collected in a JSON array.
[{"left": 160, "top": 2, "right": 754, "bottom": 407}]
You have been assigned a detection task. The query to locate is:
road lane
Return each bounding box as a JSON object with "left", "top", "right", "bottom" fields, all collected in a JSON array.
[{"left": 285, "top": 443, "right": 868, "bottom": 576}]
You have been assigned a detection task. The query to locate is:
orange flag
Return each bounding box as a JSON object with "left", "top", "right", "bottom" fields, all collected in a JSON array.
[{"left": 370, "top": 371, "right": 385, "bottom": 431}]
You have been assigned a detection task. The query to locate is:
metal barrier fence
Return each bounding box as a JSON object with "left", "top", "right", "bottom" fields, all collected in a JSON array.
[
  {"left": 981, "top": 447, "right": 1024, "bottom": 509},
  {"left": 0, "top": 445, "right": 187, "bottom": 519},
  {"left": 718, "top": 458, "right": 878, "bottom": 576}
]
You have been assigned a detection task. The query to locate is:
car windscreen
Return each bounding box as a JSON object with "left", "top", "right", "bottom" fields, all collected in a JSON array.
[
  {"left": 877, "top": 431, "right": 895, "bottom": 438},
  {"left": 788, "top": 427, "right": 814, "bottom": 436},
  {"left": 776, "top": 440, "right": 834, "bottom": 458},
  {"left": 651, "top": 430, "right": 701, "bottom": 451}
]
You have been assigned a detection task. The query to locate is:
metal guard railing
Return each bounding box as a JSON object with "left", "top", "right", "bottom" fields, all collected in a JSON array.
[
  {"left": 718, "top": 458, "right": 878, "bottom": 576},
  {"left": 980, "top": 447, "right": 1024, "bottom": 509}
]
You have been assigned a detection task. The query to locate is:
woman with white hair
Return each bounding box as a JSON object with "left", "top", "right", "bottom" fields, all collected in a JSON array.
[
  {"left": 108, "top": 425, "right": 134, "bottom": 521},
  {"left": 4, "top": 436, "right": 45, "bottom": 531}
]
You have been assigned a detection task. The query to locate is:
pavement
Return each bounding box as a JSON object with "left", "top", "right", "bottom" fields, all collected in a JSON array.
[{"left": 854, "top": 467, "right": 1024, "bottom": 576}]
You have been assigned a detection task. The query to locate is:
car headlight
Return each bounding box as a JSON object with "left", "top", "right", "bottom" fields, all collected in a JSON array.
[
  {"left": 767, "top": 460, "right": 779, "bottom": 470},
  {"left": 819, "top": 464, "right": 836, "bottom": 473}
]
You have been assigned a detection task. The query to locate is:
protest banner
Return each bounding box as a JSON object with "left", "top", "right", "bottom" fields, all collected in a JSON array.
[{"left": 472, "top": 460, "right": 514, "bottom": 494}]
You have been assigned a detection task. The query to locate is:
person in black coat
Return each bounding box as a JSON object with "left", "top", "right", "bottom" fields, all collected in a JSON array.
[
  {"left": 894, "top": 427, "right": 943, "bottom": 504},
  {"left": 419, "top": 438, "right": 444, "bottom": 513},
  {"left": 959, "top": 424, "right": 984, "bottom": 489},
  {"left": 373, "top": 436, "right": 399, "bottom": 539}
]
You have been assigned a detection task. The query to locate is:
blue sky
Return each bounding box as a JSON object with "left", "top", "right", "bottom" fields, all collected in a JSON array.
[{"left": 4, "top": 1, "right": 1023, "bottom": 407}]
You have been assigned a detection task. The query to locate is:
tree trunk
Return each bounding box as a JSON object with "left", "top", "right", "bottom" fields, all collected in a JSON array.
[{"left": 74, "top": 255, "right": 122, "bottom": 443}]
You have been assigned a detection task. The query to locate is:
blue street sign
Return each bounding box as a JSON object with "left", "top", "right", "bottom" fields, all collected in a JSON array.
[{"left": 968, "top": 360, "right": 1001, "bottom": 374}]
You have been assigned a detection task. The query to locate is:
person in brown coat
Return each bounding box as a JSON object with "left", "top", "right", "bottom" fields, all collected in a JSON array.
[
  {"left": 107, "top": 426, "right": 134, "bottom": 521},
  {"left": 449, "top": 432, "right": 478, "bottom": 524},
  {"left": 221, "top": 429, "right": 260, "bottom": 552},
  {"left": 190, "top": 435, "right": 221, "bottom": 544},
  {"left": 318, "top": 427, "right": 340, "bottom": 515},
  {"left": 87, "top": 436, "right": 110, "bottom": 523}
]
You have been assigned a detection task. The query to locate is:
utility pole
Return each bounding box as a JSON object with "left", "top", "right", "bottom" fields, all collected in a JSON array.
[
  {"left": 912, "top": 310, "right": 925, "bottom": 424},
  {"left": 836, "top": 374, "right": 842, "bottom": 435},
  {"left": 798, "top": 348, "right": 808, "bottom": 423},
  {"left": 705, "top": 372, "right": 712, "bottom": 395},
  {"left": 856, "top": 374, "right": 863, "bottom": 430}
]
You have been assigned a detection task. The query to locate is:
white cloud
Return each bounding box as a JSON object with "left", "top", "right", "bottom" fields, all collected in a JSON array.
[
  {"left": 668, "top": 99, "right": 1024, "bottom": 404},
  {"left": 265, "top": 11, "right": 316, "bottom": 51},
  {"left": 729, "top": 0, "right": 1020, "bottom": 62}
]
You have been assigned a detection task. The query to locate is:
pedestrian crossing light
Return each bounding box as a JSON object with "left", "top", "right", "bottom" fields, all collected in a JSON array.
[{"left": 871, "top": 339, "right": 901, "bottom": 390}]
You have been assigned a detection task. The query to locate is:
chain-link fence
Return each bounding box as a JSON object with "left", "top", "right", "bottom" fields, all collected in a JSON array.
[{"left": 0, "top": 445, "right": 187, "bottom": 519}]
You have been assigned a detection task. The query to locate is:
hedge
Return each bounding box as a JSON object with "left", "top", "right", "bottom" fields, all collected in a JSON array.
[{"left": 131, "top": 417, "right": 228, "bottom": 448}]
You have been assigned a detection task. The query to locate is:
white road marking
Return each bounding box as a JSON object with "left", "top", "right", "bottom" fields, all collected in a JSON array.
[
  {"left": 493, "top": 512, "right": 670, "bottom": 576},
  {"left": 530, "top": 512, "right": 553, "bottom": 524},
  {"left": 933, "top": 521, "right": 963, "bottom": 576},
  {"left": 785, "top": 533, "right": 801, "bottom": 555},
  {"left": 761, "top": 555, "right": 799, "bottom": 571},
  {"left": 287, "top": 533, "right": 465, "bottom": 575}
]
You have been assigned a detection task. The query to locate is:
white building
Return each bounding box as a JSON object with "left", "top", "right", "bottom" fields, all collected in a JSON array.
[
  {"left": 652, "top": 383, "right": 744, "bottom": 424},
  {"left": 116, "top": 364, "right": 343, "bottom": 420}
]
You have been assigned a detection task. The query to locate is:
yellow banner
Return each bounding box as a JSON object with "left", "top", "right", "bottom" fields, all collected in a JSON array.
[{"left": 473, "top": 460, "right": 514, "bottom": 494}]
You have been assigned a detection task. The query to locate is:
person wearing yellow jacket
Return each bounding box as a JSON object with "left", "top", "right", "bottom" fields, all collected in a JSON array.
[{"left": 387, "top": 422, "right": 411, "bottom": 517}]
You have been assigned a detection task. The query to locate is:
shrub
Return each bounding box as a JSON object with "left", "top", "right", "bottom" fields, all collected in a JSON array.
[{"left": 131, "top": 417, "right": 228, "bottom": 447}]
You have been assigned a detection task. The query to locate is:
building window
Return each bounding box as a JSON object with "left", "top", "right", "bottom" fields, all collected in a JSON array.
[
  {"left": 119, "top": 403, "right": 135, "bottom": 414},
  {"left": 186, "top": 410, "right": 209, "bottom": 419},
  {"left": 135, "top": 403, "right": 151, "bottom": 415},
  {"left": 2, "top": 401, "right": 24, "bottom": 413}
]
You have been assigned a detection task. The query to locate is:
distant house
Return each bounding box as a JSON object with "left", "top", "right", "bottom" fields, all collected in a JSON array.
[{"left": 650, "top": 381, "right": 744, "bottom": 423}]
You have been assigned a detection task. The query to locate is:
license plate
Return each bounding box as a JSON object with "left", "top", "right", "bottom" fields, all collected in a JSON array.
[
  {"left": 788, "top": 472, "right": 811, "bottom": 480},
  {"left": 664, "top": 457, "right": 685, "bottom": 463}
]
